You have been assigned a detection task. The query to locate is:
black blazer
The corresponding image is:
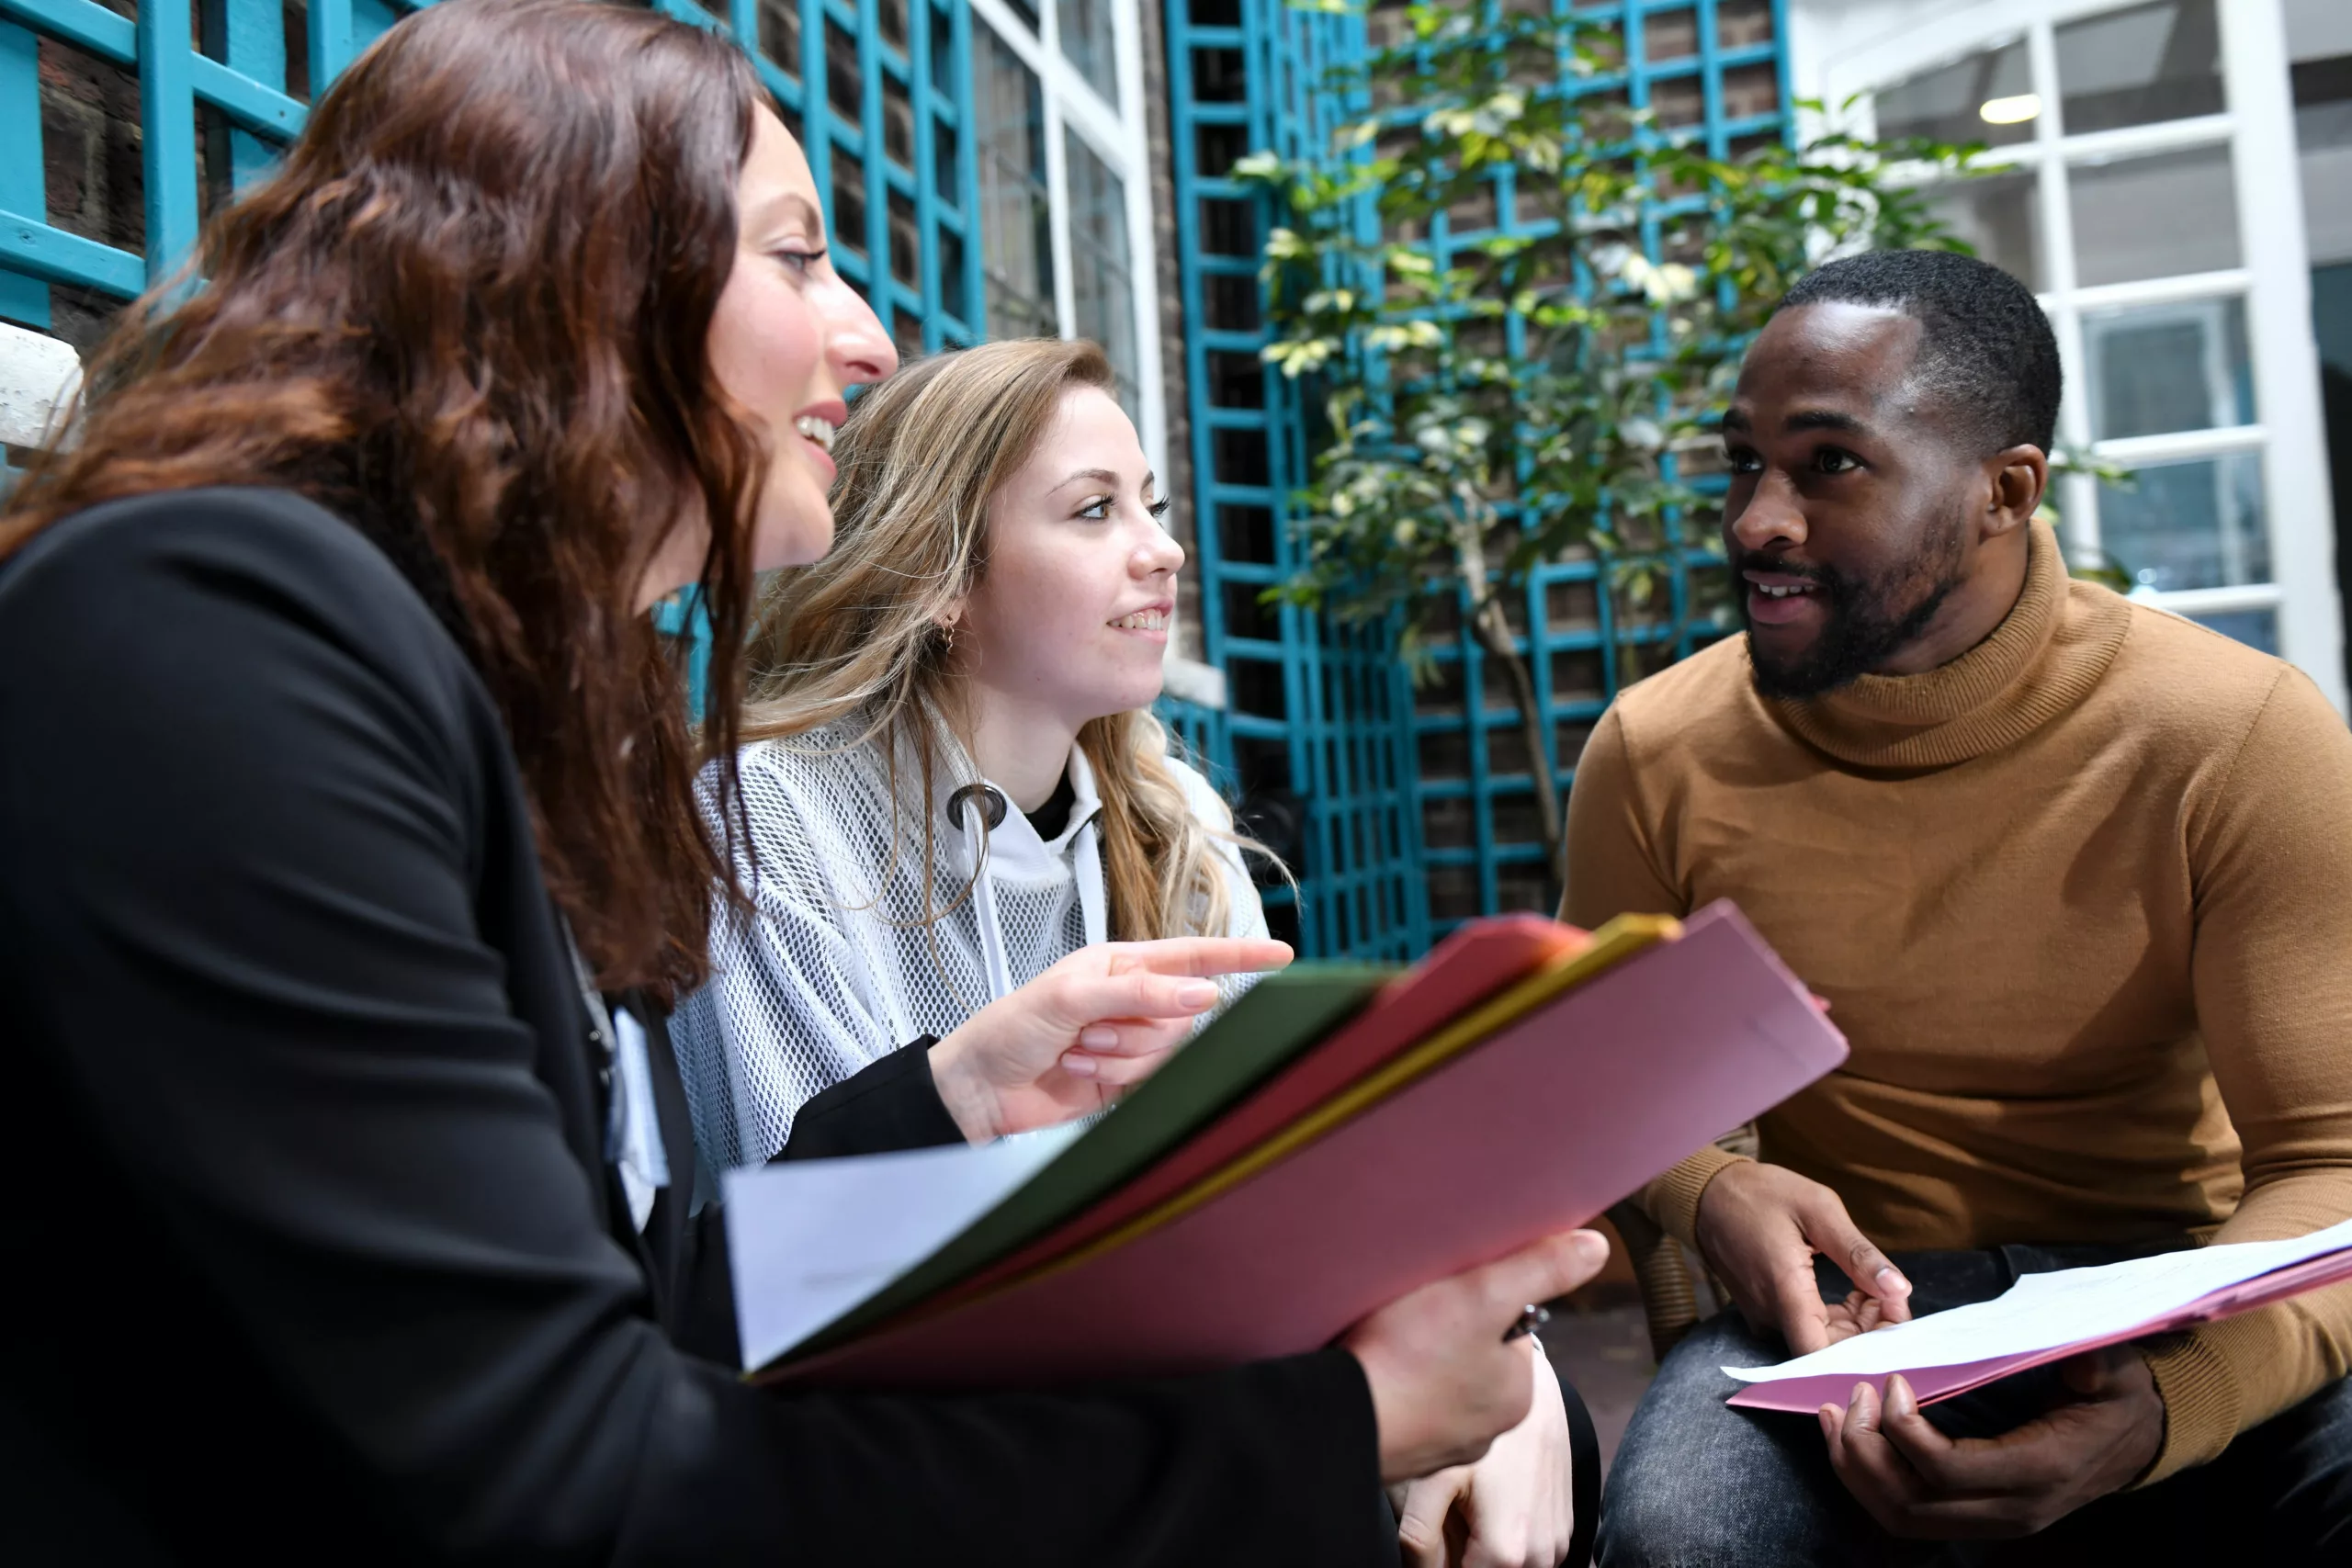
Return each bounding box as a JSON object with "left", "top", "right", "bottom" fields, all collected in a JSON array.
[{"left": 0, "top": 488, "right": 1387, "bottom": 1565}]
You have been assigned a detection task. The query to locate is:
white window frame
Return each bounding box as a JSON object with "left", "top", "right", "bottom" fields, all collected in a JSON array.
[
  {"left": 1797, "top": 0, "right": 2346, "bottom": 715},
  {"left": 967, "top": 0, "right": 1168, "bottom": 485}
]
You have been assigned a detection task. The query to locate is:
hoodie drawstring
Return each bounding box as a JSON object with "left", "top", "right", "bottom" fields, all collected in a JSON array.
[{"left": 951, "top": 786, "right": 1019, "bottom": 1004}]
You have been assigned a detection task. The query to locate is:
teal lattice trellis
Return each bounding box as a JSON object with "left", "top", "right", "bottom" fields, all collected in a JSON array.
[
  {"left": 0, "top": 0, "right": 328, "bottom": 313},
  {"left": 0, "top": 0, "right": 989, "bottom": 698},
  {"left": 1170, "top": 0, "right": 1430, "bottom": 961},
  {"left": 1173, "top": 0, "right": 1794, "bottom": 952},
  {"left": 0, "top": 0, "right": 984, "bottom": 359},
  {"left": 1407, "top": 0, "right": 1792, "bottom": 932}
]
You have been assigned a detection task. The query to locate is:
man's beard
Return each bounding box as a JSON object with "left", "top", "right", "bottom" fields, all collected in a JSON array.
[{"left": 1738, "top": 523, "right": 1968, "bottom": 701}]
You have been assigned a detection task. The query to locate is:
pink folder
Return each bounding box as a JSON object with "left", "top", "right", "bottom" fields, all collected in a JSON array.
[
  {"left": 903, "top": 914, "right": 1592, "bottom": 1318},
  {"left": 1726, "top": 1247, "right": 2352, "bottom": 1413},
  {"left": 778, "top": 901, "right": 1848, "bottom": 1389}
]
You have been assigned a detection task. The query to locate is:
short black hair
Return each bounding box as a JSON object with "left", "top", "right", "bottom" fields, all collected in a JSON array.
[{"left": 1776, "top": 249, "right": 2062, "bottom": 457}]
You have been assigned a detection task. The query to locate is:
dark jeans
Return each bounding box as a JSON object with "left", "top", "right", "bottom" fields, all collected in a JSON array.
[{"left": 1597, "top": 1243, "right": 2352, "bottom": 1567}]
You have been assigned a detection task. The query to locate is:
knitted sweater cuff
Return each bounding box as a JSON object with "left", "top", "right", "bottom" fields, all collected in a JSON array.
[
  {"left": 1643, "top": 1145, "right": 1749, "bottom": 1250},
  {"left": 2134, "top": 1325, "right": 2244, "bottom": 1485}
]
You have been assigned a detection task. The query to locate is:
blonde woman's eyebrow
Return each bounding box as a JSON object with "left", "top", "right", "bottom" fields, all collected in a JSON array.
[{"left": 1056, "top": 468, "right": 1170, "bottom": 505}]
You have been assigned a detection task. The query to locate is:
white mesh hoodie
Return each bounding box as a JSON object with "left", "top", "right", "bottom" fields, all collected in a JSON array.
[{"left": 673, "top": 710, "right": 1268, "bottom": 1169}]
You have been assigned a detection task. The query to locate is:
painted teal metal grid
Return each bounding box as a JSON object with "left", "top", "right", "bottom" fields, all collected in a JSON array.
[
  {"left": 1, "top": 0, "right": 987, "bottom": 716},
  {"left": 0, "top": 0, "right": 345, "bottom": 315},
  {"left": 1411, "top": 0, "right": 1792, "bottom": 932},
  {"left": 0, "top": 0, "right": 985, "bottom": 359},
  {"left": 1168, "top": 0, "right": 1792, "bottom": 953},
  {"left": 1170, "top": 0, "right": 1430, "bottom": 962}
]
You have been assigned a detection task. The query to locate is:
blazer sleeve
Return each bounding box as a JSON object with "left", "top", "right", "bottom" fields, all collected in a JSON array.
[{"left": 0, "top": 493, "right": 1391, "bottom": 1568}]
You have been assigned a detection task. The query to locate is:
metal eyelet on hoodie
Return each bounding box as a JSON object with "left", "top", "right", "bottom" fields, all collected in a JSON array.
[{"left": 943, "top": 782, "right": 1009, "bottom": 833}]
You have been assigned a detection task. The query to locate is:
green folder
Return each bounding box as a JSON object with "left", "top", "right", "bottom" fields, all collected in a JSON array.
[{"left": 789, "top": 964, "right": 1392, "bottom": 1357}]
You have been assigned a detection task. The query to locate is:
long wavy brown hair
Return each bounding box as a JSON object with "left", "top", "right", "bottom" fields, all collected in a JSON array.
[{"left": 0, "top": 0, "right": 769, "bottom": 997}]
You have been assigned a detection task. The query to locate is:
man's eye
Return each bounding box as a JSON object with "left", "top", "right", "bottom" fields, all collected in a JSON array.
[
  {"left": 1815, "top": 447, "right": 1861, "bottom": 474},
  {"left": 1724, "top": 447, "right": 1762, "bottom": 475}
]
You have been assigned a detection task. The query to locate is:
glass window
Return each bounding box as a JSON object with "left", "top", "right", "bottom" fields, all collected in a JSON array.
[
  {"left": 1923, "top": 168, "right": 2041, "bottom": 291},
  {"left": 2098, "top": 451, "right": 2268, "bottom": 592},
  {"left": 1058, "top": 0, "right": 1119, "bottom": 108},
  {"left": 2297, "top": 66, "right": 2352, "bottom": 268},
  {"left": 973, "top": 28, "right": 1057, "bottom": 338},
  {"left": 2069, "top": 144, "right": 2239, "bottom": 287},
  {"left": 2054, "top": 0, "right": 2223, "bottom": 135},
  {"left": 1873, "top": 39, "right": 2036, "bottom": 148},
  {"left": 2082, "top": 296, "right": 2253, "bottom": 440},
  {"left": 2188, "top": 609, "right": 2280, "bottom": 656},
  {"left": 1065, "top": 128, "right": 1140, "bottom": 418},
  {"left": 756, "top": 0, "right": 801, "bottom": 83}
]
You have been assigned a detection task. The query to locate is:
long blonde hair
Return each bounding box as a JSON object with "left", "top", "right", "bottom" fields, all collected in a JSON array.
[{"left": 743, "top": 338, "right": 1271, "bottom": 942}]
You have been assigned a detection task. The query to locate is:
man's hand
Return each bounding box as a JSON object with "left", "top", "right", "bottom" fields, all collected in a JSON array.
[
  {"left": 1820, "top": 1348, "right": 2165, "bottom": 1538},
  {"left": 1694, "top": 1161, "right": 1913, "bottom": 1354},
  {"left": 1389, "top": 1345, "right": 1576, "bottom": 1568},
  {"left": 928, "top": 937, "right": 1292, "bottom": 1141}
]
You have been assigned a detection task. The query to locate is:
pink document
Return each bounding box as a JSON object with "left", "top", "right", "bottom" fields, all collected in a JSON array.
[
  {"left": 907, "top": 914, "right": 1590, "bottom": 1316},
  {"left": 778, "top": 901, "right": 1849, "bottom": 1389},
  {"left": 1726, "top": 1231, "right": 2352, "bottom": 1414}
]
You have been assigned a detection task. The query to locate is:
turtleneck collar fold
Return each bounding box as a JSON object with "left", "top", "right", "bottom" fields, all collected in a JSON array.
[{"left": 1766, "top": 521, "right": 2132, "bottom": 770}]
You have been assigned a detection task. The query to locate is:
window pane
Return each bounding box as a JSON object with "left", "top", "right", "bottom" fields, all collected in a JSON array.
[
  {"left": 831, "top": 145, "right": 867, "bottom": 257},
  {"left": 2098, "top": 451, "right": 2268, "bottom": 592},
  {"left": 2298, "top": 73, "right": 2352, "bottom": 268},
  {"left": 2069, "top": 145, "right": 2239, "bottom": 287},
  {"left": 757, "top": 0, "right": 801, "bottom": 82},
  {"left": 973, "top": 28, "right": 1057, "bottom": 338},
  {"left": 1064, "top": 129, "right": 1140, "bottom": 419},
  {"left": 1058, "top": 0, "right": 1119, "bottom": 108},
  {"left": 1873, "top": 39, "right": 2036, "bottom": 148},
  {"left": 2083, "top": 296, "right": 2253, "bottom": 440},
  {"left": 2056, "top": 0, "right": 2223, "bottom": 135},
  {"left": 1923, "top": 168, "right": 2041, "bottom": 291},
  {"left": 2187, "top": 609, "right": 2279, "bottom": 656}
]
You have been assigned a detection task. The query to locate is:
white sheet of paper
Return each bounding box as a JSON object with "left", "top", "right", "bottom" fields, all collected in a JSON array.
[
  {"left": 722, "top": 1122, "right": 1084, "bottom": 1371},
  {"left": 1724, "top": 1216, "right": 2352, "bottom": 1388}
]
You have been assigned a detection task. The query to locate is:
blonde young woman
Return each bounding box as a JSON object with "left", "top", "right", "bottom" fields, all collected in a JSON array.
[
  {"left": 674, "top": 338, "right": 1268, "bottom": 1170},
  {"left": 674, "top": 338, "right": 1592, "bottom": 1568}
]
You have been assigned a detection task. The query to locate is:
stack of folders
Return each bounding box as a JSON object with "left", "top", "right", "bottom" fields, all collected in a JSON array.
[{"left": 723, "top": 900, "right": 1851, "bottom": 1388}]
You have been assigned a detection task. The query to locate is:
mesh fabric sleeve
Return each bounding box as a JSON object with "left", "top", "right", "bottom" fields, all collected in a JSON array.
[{"left": 673, "top": 752, "right": 909, "bottom": 1168}]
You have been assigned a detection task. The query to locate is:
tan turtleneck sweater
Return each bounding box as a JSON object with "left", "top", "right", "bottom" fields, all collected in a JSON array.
[{"left": 1563, "top": 522, "right": 2352, "bottom": 1483}]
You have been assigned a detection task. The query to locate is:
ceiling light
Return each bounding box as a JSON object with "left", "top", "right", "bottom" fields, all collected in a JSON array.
[{"left": 1979, "top": 93, "right": 2041, "bottom": 125}]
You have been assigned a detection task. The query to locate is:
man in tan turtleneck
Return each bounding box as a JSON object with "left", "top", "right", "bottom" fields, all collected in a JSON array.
[{"left": 1581, "top": 251, "right": 2352, "bottom": 1565}]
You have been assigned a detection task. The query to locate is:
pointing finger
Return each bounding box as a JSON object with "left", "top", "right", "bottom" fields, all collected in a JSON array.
[{"left": 1104, "top": 937, "right": 1294, "bottom": 979}]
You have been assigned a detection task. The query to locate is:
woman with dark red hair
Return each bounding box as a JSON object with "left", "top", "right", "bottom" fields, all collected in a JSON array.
[{"left": 0, "top": 2, "right": 1603, "bottom": 1562}]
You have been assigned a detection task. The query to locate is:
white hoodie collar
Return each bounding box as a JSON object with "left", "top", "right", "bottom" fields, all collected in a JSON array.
[{"left": 925, "top": 714, "right": 1102, "bottom": 881}]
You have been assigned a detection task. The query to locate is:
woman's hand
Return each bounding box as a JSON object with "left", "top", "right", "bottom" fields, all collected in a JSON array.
[
  {"left": 927, "top": 936, "right": 1292, "bottom": 1141},
  {"left": 1390, "top": 1344, "right": 1577, "bottom": 1568},
  {"left": 1346, "top": 1231, "right": 1610, "bottom": 1485},
  {"left": 1694, "top": 1160, "right": 1912, "bottom": 1354}
]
